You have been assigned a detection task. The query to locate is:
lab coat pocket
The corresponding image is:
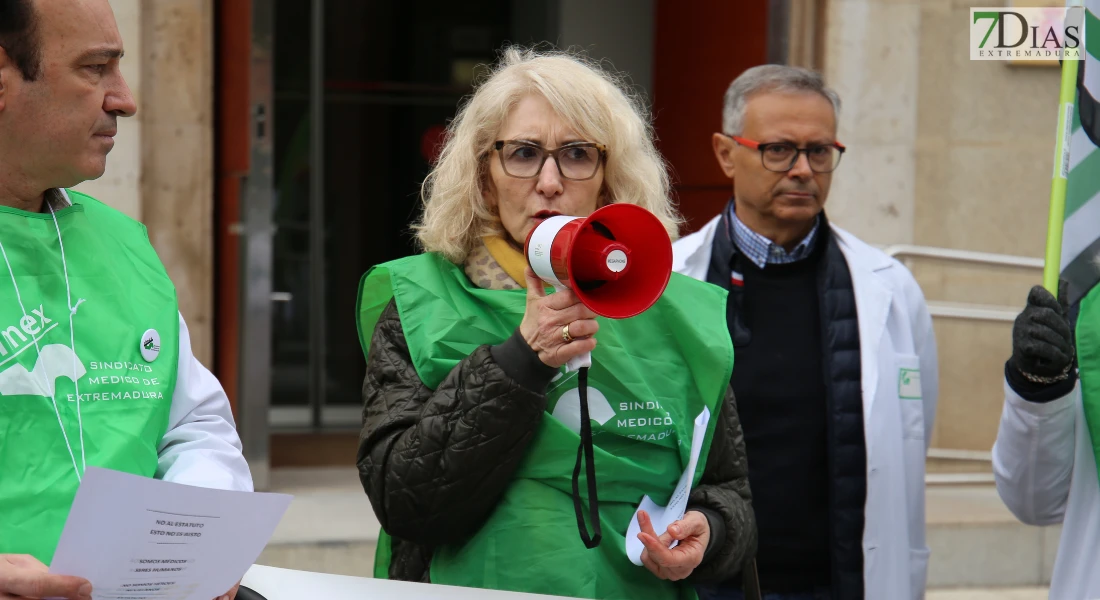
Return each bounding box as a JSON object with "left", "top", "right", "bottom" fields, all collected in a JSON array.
[{"left": 896, "top": 353, "right": 925, "bottom": 441}]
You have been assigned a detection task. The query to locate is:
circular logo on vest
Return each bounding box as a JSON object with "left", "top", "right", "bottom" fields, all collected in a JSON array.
[{"left": 141, "top": 329, "right": 161, "bottom": 362}]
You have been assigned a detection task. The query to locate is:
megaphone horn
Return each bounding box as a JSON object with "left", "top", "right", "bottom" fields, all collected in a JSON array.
[{"left": 523, "top": 203, "right": 674, "bottom": 321}]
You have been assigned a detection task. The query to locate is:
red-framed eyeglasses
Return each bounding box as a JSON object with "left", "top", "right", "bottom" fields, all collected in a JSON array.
[{"left": 730, "top": 135, "right": 846, "bottom": 173}]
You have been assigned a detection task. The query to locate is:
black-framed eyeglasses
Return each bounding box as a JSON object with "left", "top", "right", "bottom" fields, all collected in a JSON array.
[
  {"left": 730, "top": 135, "right": 846, "bottom": 173},
  {"left": 492, "top": 140, "right": 608, "bottom": 181}
]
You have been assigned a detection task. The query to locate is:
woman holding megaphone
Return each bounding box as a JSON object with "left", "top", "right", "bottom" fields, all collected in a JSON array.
[{"left": 356, "top": 47, "right": 758, "bottom": 600}]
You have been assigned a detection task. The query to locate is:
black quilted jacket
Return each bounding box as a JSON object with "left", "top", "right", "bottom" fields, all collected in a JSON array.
[{"left": 357, "top": 299, "right": 758, "bottom": 590}]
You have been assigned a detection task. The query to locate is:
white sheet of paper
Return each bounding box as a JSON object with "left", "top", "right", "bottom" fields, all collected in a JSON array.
[
  {"left": 625, "top": 406, "right": 710, "bottom": 566},
  {"left": 49, "top": 467, "right": 292, "bottom": 600},
  {"left": 242, "top": 564, "right": 585, "bottom": 600}
]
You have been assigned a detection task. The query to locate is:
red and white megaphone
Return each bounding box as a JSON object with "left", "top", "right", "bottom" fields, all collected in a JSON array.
[{"left": 524, "top": 203, "right": 673, "bottom": 371}]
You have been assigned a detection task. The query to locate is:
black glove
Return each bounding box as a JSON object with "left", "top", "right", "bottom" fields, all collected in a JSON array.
[{"left": 1009, "top": 281, "right": 1075, "bottom": 384}]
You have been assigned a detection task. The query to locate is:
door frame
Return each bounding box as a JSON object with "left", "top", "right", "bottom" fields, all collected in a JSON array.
[{"left": 216, "top": 0, "right": 275, "bottom": 489}]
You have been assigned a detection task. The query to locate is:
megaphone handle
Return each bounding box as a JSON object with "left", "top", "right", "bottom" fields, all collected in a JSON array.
[
  {"left": 566, "top": 352, "right": 592, "bottom": 372},
  {"left": 550, "top": 283, "right": 594, "bottom": 373}
]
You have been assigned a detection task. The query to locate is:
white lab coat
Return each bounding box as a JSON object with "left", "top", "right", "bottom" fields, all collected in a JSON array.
[
  {"left": 992, "top": 381, "right": 1099, "bottom": 600},
  {"left": 159, "top": 313, "right": 254, "bottom": 492},
  {"left": 673, "top": 215, "right": 939, "bottom": 600}
]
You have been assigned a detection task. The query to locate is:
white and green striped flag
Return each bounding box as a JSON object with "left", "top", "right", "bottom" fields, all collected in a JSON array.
[
  {"left": 1064, "top": 0, "right": 1100, "bottom": 490},
  {"left": 1064, "top": 1, "right": 1100, "bottom": 303}
]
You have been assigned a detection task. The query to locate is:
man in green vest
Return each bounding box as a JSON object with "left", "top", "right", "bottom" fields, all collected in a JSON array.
[{"left": 0, "top": 1, "right": 251, "bottom": 599}]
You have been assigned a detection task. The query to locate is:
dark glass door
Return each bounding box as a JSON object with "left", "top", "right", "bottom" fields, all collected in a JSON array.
[{"left": 270, "top": 0, "right": 549, "bottom": 430}]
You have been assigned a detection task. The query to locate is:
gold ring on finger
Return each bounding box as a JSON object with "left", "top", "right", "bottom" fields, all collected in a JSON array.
[{"left": 562, "top": 324, "right": 574, "bottom": 343}]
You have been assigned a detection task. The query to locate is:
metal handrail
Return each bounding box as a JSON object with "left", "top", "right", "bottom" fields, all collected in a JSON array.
[
  {"left": 926, "top": 302, "right": 1019, "bottom": 322},
  {"left": 883, "top": 244, "right": 1045, "bottom": 270},
  {"left": 927, "top": 448, "right": 993, "bottom": 461},
  {"left": 887, "top": 246, "right": 1042, "bottom": 322},
  {"left": 883, "top": 246, "right": 1043, "bottom": 475}
]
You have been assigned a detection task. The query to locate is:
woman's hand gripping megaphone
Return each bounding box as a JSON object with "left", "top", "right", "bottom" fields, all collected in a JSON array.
[{"left": 520, "top": 267, "right": 599, "bottom": 370}]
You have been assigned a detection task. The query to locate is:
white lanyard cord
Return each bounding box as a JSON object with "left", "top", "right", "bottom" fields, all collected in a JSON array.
[
  {"left": 47, "top": 200, "right": 86, "bottom": 476},
  {"left": 0, "top": 212, "right": 84, "bottom": 483}
]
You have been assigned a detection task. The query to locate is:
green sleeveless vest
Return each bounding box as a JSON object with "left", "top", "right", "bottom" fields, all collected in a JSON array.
[
  {"left": 1079, "top": 287, "right": 1100, "bottom": 487},
  {"left": 0, "top": 190, "right": 178, "bottom": 563},
  {"left": 356, "top": 253, "right": 733, "bottom": 600}
]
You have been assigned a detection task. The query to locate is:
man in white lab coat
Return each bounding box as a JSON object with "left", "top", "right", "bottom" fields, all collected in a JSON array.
[
  {"left": 0, "top": 1, "right": 250, "bottom": 599},
  {"left": 992, "top": 282, "right": 1100, "bottom": 600},
  {"left": 674, "top": 65, "right": 938, "bottom": 600}
]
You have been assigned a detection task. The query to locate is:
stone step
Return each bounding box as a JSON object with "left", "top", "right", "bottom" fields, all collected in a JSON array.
[
  {"left": 256, "top": 467, "right": 377, "bottom": 578},
  {"left": 926, "top": 484, "right": 1059, "bottom": 589},
  {"left": 258, "top": 541, "right": 375, "bottom": 578},
  {"left": 927, "top": 589, "right": 1047, "bottom": 600}
]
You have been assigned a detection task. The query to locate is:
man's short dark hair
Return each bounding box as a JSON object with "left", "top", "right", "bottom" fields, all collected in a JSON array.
[{"left": 0, "top": 0, "right": 42, "bottom": 81}]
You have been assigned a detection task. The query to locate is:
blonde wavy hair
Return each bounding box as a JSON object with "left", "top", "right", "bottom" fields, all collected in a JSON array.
[{"left": 413, "top": 46, "right": 681, "bottom": 264}]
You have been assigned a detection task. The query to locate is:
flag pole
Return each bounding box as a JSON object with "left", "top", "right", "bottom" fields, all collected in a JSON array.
[{"left": 1045, "top": 5, "right": 1084, "bottom": 293}]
